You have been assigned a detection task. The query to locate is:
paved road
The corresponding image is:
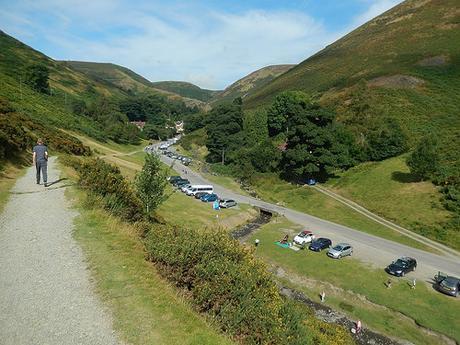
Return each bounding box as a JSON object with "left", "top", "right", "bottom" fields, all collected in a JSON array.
[
  {"left": 153, "top": 145, "right": 460, "bottom": 282},
  {"left": 0, "top": 158, "right": 121, "bottom": 345}
]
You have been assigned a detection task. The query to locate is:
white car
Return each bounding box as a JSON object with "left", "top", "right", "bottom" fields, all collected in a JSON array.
[{"left": 293, "top": 230, "right": 316, "bottom": 246}]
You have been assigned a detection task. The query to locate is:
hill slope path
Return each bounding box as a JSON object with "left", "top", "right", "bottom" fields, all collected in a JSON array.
[{"left": 0, "top": 157, "right": 121, "bottom": 345}]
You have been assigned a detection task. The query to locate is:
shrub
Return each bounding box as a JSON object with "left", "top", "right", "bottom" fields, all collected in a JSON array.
[
  {"left": 145, "top": 225, "right": 352, "bottom": 344},
  {"left": 75, "top": 158, "right": 143, "bottom": 222}
]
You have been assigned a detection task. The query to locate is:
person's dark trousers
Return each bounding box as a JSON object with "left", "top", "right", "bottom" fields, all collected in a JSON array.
[{"left": 36, "top": 161, "right": 48, "bottom": 185}]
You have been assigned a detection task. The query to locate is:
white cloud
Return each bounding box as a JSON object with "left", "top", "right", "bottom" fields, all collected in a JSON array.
[
  {"left": 0, "top": 0, "right": 403, "bottom": 89},
  {"left": 352, "top": 0, "right": 403, "bottom": 27}
]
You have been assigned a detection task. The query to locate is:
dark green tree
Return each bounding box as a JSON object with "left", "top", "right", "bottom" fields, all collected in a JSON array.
[
  {"left": 282, "top": 103, "right": 356, "bottom": 181},
  {"left": 24, "top": 64, "right": 50, "bottom": 94},
  {"left": 244, "top": 109, "right": 269, "bottom": 147},
  {"left": 407, "top": 135, "right": 439, "bottom": 181},
  {"left": 205, "top": 102, "right": 244, "bottom": 164},
  {"left": 365, "top": 118, "right": 408, "bottom": 161},
  {"left": 267, "top": 91, "right": 310, "bottom": 137}
]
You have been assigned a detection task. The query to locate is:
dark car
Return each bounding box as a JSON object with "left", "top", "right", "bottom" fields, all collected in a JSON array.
[
  {"left": 168, "top": 176, "right": 182, "bottom": 184},
  {"left": 309, "top": 238, "right": 332, "bottom": 252},
  {"left": 385, "top": 257, "right": 417, "bottom": 277},
  {"left": 435, "top": 273, "right": 460, "bottom": 297},
  {"left": 201, "top": 193, "right": 218, "bottom": 202},
  {"left": 194, "top": 192, "right": 208, "bottom": 199},
  {"left": 173, "top": 179, "right": 190, "bottom": 187}
]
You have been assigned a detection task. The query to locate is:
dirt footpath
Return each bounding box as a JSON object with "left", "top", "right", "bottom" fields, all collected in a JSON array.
[{"left": 0, "top": 157, "right": 121, "bottom": 345}]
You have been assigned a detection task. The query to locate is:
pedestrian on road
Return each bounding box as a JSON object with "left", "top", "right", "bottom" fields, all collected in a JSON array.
[
  {"left": 33, "top": 138, "right": 49, "bottom": 187},
  {"left": 320, "top": 291, "right": 326, "bottom": 302}
]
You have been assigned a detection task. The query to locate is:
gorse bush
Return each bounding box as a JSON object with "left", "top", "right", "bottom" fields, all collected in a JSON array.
[
  {"left": 0, "top": 97, "right": 90, "bottom": 162},
  {"left": 75, "top": 158, "right": 143, "bottom": 222},
  {"left": 145, "top": 225, "right": 353, "bottom": 344}
]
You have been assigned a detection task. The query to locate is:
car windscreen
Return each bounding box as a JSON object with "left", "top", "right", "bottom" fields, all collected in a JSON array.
[
  {"left": 332, "top": 245, "right": 343, "bottom": 251},
  {"left": 394, "top": 259, "right": 408, "bottom": 267},
  {"left": 441, "top": 278, "right": 459, "bottom": 288}
]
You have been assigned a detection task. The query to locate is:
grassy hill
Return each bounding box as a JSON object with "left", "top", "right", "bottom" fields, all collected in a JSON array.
[
  {"left": 67, "top": 61, "right": 207, "bottom": 108},
  {"left": 211, "top": 64, "right": 294, "bottom": 104},
  {"left": 0, "top": 30, "right": 120, "bottom": 141},
  {"left": 151, "top": 81, "right": 219, "bottom": 102},
  {"left": 244, "top": 0, "right": 460, "bottom": 140}
]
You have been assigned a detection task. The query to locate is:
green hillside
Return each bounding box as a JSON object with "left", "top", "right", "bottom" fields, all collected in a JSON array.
[
  {"left": 245, "top": 0, "right": 460, "bottom": 139},
  {"left": 67, "top": 61, "right": 207, "bottom": 108},
  {"left": 211, "top": 64, "right": 294, "bottom": 104},
  {"left": 151, "top": 81, "right": 219, "bottom": 102},
  {"left": 0, "top": 30, "right": 117, "bottom": 141}
]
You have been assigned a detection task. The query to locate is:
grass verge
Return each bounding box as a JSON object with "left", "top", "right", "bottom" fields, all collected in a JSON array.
[
  {"left": 64, "top": 180, "right": 234, "bottom": 345},
  {"left": 0, "top": 162, "right": 26, "bottom": 214},
  {"left": 248, "top": 217, "right": 460, "bottom": 344}
]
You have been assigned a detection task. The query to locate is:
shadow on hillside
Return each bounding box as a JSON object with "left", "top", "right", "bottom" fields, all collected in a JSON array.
[{"left": 391, "top": 171, "right": 419, "bottom": 183}]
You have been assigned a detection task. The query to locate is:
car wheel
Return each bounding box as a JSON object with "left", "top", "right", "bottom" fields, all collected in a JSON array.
[
  {"left": 349, "top": 251, "right": 353, "bottom": 256},
  {"left": 413, "top": 266, "right": 416, "bottom": 271},
  {"left": 401, "top": 271, "right": 405, "bottom": 277}
]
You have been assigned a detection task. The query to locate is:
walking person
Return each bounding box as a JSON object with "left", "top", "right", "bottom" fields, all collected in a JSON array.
[{"left": 33, "top": 138, "right": 49, "bottom": 187}]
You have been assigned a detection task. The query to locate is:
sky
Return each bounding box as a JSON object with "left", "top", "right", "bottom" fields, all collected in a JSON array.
[{"left": 0, "top": 0, "right": 403, "bottom": 90}]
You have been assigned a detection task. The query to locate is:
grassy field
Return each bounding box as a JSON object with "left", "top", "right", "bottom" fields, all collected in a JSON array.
[
  {"left": 248, "top": 218, "right": 460, "bottom": 344},
  {"left": 325, "top": 155, "right": 459, "bottom": 250},
  {"left": 64, "top": 175, "right": 234, "bottom": 345},
  {"left": 158, "top": 188, "right": 256, "bottom": 232},
  {"left": 326, "top": 155, "right": 450, "bottom": 229}
]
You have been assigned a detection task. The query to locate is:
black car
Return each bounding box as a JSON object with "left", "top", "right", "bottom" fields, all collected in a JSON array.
[
  {"left": 168, "top": 176, "right": 182, "bottom": 184},
  {"left": 385, "top": 257, "right": 417, "bottom": 277},
  {"left": 309, "top": 238, "right": 332, "bottom": 252},
  {"left": 435, "top": 272, "right": 460, "bottom": 297},
  {"left": 173, "top": 179, "right": 190, "bottom": 187},
  {"left": 194, "top": 192, "right": 208, "bottom": 199}
]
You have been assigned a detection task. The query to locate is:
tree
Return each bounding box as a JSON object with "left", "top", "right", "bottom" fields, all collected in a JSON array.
[
  {"left": 365, "top": 118, "right": 408, "bottom": 161},
  {"left": 205, "top": 102, "right": 244, "bottom": 164},
  {"left": 282, "top": 103, "right": 356, "bottom": 181},
  {"left": 267, "top": 91, "right": 311, "bottom": 137},
  {"left": 135, "top": 153, "right": 168, "bottom": 215},
  {"left": 244, "top": 109, "right": 268, "bottom": 147},
  {"left": 407, "top": 135, "right": 439, "bottom": 181},
  {"left": 24, "top": 64, "right": 50, "bottom": 94}
]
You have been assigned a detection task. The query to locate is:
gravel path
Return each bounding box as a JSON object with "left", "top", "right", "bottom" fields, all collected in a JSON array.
[{"left": 0, "top": 157, "right": 121, "bottom": 345}]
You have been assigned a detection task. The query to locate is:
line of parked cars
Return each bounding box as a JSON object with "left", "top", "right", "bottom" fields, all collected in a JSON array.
[
  {"left": 163, "top": 151, "right": 192, "bottom": 165},
  {"left": 292, "top": 230, "right": 353, "bottom": 259},
  {"left": 168, "top": 176, "right": 237, "bottom": 208}
]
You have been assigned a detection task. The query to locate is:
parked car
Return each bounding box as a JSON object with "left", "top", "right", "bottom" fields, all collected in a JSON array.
[
  {"left": 181, "top": 184, "right": 192, "bottom": 193},
  {"left": 173, "top": 179, "right": 189, "bottom": 187},
  {"left": 219, "top": 199, "right": 237, "bottom": 208},
  {"left": 293, "top": 230, "right": 316, "bottom": 246},
  {"left": 309, "top": 238, "right": 332, "bottom": 252},
  {"left": 201, "top": 193, "right": 218, "bottom": 202},
  {"left": 168, "top": 176, "right": 182, "bottom": 183},
  {"left": 327, "top": 243, "right": 353, "bottom": 259},
  {"left": 434, "top": 272, "right": 460, "bottom": 297},
  {"left": 194, "top": 192, "right": 208, "bottom": 199},
  {"left": 385, "top": 257, "right": 417, "bottom": 277}
]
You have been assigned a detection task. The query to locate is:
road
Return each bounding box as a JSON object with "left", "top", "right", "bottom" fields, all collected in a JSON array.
[{"left": 151, "top": 144, "right": 460, "bottom": 283}]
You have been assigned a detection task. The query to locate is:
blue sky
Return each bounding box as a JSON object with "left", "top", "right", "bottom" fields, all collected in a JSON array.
[{"left": 0, "top": 0, "right": 402, "bottom": 89}]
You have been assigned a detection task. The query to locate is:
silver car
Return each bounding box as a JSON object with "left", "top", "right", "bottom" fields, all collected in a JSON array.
[
  {"left": 327, "top": 243, "right": 353, "bottom": 259},
  {"left": 219, "top": 199, "right": 237, "bottom": 208}
]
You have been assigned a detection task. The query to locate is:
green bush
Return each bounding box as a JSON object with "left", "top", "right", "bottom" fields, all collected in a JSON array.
[
  {"left": 75, "top": 158, "right": 143, "bottom": 222},
  {"left": 145, "top": 225, "right": 352, "bottom": 344}
]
